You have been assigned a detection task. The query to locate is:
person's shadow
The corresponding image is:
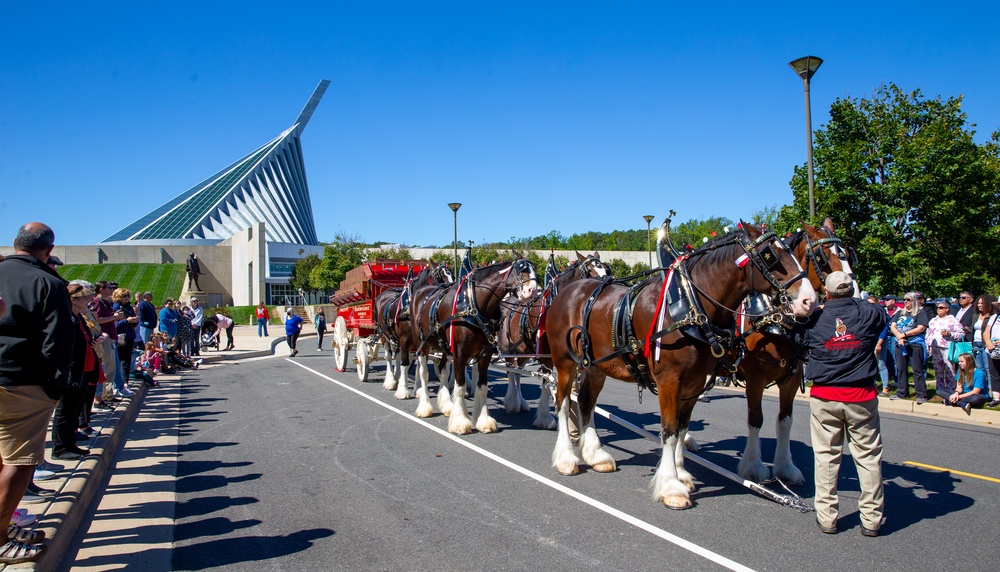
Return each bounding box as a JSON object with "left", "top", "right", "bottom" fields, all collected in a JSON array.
[{"left": 876, "top": 461, "right": 971, "bottom": 534}]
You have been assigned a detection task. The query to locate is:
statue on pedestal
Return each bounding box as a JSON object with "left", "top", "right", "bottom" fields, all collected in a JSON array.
[{"left": 186, "top": 252, "right": 202, "bottom": 291}]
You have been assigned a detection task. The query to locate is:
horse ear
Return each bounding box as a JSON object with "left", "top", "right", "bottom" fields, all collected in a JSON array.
[
  {"left": 512, "top": 249, "right": 523, "bottom": 259},
  {"left": 823, "top": 217, "right": 836, "bottom": 232},
  {"left": 741, "top": 220, "right": 762, "bottom": 239},
  {"left": 575, "top": 250, "right": 585, "bottom": 260},
  {"left": 592, "top": 251, "right": 600, "bottom": 259}
]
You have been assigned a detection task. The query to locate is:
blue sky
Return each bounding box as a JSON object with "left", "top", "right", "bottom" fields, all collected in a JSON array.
[{"left": 2, "top": 2, "right": 997, "bottom": 248}]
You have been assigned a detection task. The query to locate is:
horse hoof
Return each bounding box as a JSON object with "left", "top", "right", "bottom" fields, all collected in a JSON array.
[
  {"left": 662, "top": 496, "right": 693, "bottom": 510},
  {"left": 591, "top": 461, "right": 616, "bottom": 473},
  {"left": 682, "top": 480, "right": 696, "bottom": 493},
  {"left": 555, "top": 462, "right": 580, "bottom": 476},
  {"left": 476, "top": 418, "right": 498, "bottom": 433},
  {"left": 414, "top": 403, "right": 433, "bottom": 418},
  {"left": 532, "top": 417, "right": 557, "bottom": 430},
  {"left": 448, "top": 418, "right": 473, "bottom": 435}
]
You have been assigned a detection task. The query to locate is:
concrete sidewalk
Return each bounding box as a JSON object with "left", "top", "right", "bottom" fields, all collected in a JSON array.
[
  {"left": 10, "top": 324, "right": 996, "bottom": 570},
  {"left": 5, "top": 325, "right": 317, "bottom": 571}
]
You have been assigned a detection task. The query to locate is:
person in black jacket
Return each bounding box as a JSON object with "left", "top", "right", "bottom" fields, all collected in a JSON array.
[
  {"left": 798, "top": 271, "right": 887, "bottom": 538},
  {"left": 137, "top": 292, "right": 158, "bottom": 345},
  {"left": 0, "top": 223, "right": 75, "bottom": 563},
  {"left": 52, "top": 283, "right": 100, "bottom": 460},
  {"left": 951, "top": 291, "right": 977, "bottom": 342}
]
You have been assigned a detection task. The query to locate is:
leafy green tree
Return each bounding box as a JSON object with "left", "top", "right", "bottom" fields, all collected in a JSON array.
[
  {"left": 608, "top": 258, "right": 631, "bottom": 277},
  {"left": 775, "top": 83, "right": 1000, "bottom": 296},
  {"left": 670, "top": 217, "right": 735, "bottom": 250},
  {"left": 630, "top": 261, "right": 651, "bottom": 275},
  {"left": 315, "top": 232, "right": 366, "bottom": 292},
  {"left": 366, "top": 246, "right": 412, "bottom": 261},
  {"left": 429, "top": 251, "right": 452, "bottom": 266},
  {"left": 290, "top": 254, "right": 321, "bottom": 293}
]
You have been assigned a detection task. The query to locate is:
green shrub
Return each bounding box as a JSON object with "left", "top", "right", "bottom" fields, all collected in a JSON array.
[{"left": 207, "top": 306, "right": 281, "bottom": 325}]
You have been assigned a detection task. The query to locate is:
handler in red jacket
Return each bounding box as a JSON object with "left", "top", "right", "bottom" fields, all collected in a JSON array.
[{"left": 797, "top": 271, "right": 887, "bottom": 537}]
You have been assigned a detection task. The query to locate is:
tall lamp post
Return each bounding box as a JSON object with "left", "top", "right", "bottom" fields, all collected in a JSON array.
[
  {"left": 788, "top": 55, "right": 823, "bottom": 221},
  {"left": 643, "top": 215, "right": 655, "bottom": 268},
  {"left": 448, "top": 203, "right": 462, "bottom": 272}
]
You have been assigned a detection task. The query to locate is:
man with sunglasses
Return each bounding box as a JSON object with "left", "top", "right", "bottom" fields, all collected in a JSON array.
[{"left": 952, "top": 291, "right": 977, "bottom": 342}]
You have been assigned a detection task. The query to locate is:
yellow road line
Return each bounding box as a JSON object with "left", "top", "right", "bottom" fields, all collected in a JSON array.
[{"left": 903, "top": 461, "right": 1000, "bottom": 484}]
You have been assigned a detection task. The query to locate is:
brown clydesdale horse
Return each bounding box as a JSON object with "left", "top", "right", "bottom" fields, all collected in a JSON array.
[
  {"left": 374, "top": 263, "right": 453, "bottom": 393},
  {"left": 723, "top": 219, "right": 856, "bottom": 485},
  {"left": 409, "top": 259, "right": 538, "bottom": 432},
  {"left": 543, "top": 223, "right": 817, "bottom": 509},
  {"left": 498, "top": 252, "right": 611, "bottom": 428}
]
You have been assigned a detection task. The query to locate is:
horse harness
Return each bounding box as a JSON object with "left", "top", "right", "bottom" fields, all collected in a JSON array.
[
  {"left": 417, "top": 260, "right": 535, "bottom": 355},
  {"left": 569, "top": 231, "right": 806, "bottom": 397}
]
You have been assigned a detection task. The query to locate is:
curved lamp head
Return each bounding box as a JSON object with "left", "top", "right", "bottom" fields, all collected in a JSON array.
[
  {"left": 643, "top": 215, "right": 655, "bottom": 224},
  {"left": 788, "top": 56, "right": 823, "bottom": 81},
  {"left": 448, "top": 202, "right": 462, "bottom": 213}
]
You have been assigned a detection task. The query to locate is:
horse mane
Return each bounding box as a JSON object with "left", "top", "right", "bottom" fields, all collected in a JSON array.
[
  {"left": 688, "top": 228, "right": 746, "bottom": 264},
  {"left": 469, "top": 259, "right": 514, "bottom": 281},
  {"left": 784, "top": 229, "right": 805, "bottom": 249}
]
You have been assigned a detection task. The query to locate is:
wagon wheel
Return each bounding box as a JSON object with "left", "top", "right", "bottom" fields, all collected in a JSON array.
[
  {"left": 356, "top": 339, "right": 370, "bottom": 382},
  {"left": 333, "top": 316, "right": 350, "bottom": 372}
]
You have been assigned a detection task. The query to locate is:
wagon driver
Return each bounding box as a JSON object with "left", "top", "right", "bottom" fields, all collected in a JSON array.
[{"left": 796, "top": 271, "right": 887, "bottom": 537}]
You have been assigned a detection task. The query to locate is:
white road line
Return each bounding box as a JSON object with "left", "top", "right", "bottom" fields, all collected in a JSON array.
[{"left": 288, "top": 359, "right": 757, "bottom": 572}]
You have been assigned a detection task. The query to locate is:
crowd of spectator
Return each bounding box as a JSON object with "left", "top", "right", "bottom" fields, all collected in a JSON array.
[
  {"left": 0, "top": 222, "right": 207, "bottom": 564},
  {"left": 866, "top": 290, "right": 1000, "bottom": 413}
]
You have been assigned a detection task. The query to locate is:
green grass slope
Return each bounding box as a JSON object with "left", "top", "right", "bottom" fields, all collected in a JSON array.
[{"left": 58, "top": 264, "right": 186, "bottom": 304}]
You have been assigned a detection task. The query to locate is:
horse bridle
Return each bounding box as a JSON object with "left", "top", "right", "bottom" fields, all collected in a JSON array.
[{"left": 802, "top": 229, "right": 856, "bottom": 283}]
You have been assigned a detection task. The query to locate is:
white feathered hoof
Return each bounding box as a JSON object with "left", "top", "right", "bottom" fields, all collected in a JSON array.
[
  {"left": 737, "top": 457, "right": 771, "bottom": 484},
  {"left": 383, "top": 375, "right": 398, "bottom": 391},
  {"left": 662, "top": 494, "right": 693, "bottom": 510},
  {"left": 772, "top": 460, "right": 805, "bottom": 485},
  {"left": 447, "top": 411, "right": 473, "bottom": 435},
  {"left": 591, "top": 459, "right": 616, "bottom": 473},
  {"left": 683, "top": 433, "right": 700, "bottom": 452},
  {"left": 475, "top": 414, "right": 498, "bottom": 434},
  {"left": 533, "top": 410, "right": 557, "bottom": 430},
  {"left": 414, "top": 388, "right": 434, "bottom": 418},
  {"left": 553, "top": 451, "right": 581, "bottom": 476},
  {"left": 394, "top": 385, "right": 412, "bottom": 400},
  {"left": 437, "top": 386, "right": 453, "bottom": 416}
]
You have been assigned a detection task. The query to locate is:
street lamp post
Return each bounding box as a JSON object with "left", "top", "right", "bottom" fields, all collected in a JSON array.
[
  {"left": 448, "top": 203, "right": 462, "bottom": 273},
  {"left": 643, "top": 215, "right": 655, "bottom": 268},
  {"left": 788, "top": 55, "right": 823, "bottom": 222}
]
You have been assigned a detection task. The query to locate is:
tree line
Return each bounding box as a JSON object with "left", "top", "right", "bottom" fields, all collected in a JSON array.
[{"left": 294, "top": 83, "right": 1000, "bottom": 300}]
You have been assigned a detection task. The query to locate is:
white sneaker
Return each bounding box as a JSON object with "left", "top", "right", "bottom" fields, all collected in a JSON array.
[
  {"left": 33, "top": 468, "right": 55, "bottom": 481},
  {"left": 317, "top": 348, "right": 323, "bottom": 351}
]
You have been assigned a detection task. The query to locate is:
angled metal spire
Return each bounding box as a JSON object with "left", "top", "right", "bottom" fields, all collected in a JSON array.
[{"left": 294, "top": 79, "right": 331, "bottom": 129}]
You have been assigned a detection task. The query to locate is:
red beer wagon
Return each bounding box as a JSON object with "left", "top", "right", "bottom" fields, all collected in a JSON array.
[{"left": 329, "top": 259, "right": 427, "bottom": 380}]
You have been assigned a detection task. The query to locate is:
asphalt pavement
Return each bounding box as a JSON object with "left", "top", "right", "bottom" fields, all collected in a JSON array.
[{"left": 46, "top": 334, "right": 1000, "bottom": 571}]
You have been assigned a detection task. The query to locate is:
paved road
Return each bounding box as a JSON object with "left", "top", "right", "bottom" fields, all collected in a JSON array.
[{"left": 69, "top": 351, "right": 1000, "bottom": 571}]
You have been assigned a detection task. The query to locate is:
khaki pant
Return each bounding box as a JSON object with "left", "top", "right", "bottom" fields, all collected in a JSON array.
[
  {"left": 97, "top": 338, "right": 117, "bottom": 400},
  {"left": 810, "top": 397, "right": 884, "bottom": 531}
]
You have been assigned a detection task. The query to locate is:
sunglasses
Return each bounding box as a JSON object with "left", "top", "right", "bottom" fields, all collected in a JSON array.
[
  {"left": 903, "top": 298, "right": 913, "bottom": 301},
  {"left": 937, "top": 306, "right": 949, "bottom": 310}
]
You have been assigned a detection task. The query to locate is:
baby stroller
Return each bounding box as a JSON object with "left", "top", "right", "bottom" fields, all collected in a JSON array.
[{"left": 200, "top": 317, "right": 219, "bottom": 351}]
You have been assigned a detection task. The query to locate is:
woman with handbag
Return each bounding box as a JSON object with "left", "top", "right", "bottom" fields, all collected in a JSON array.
[{"left": 928, "top": 300, "right": 966, "bottom": 395}]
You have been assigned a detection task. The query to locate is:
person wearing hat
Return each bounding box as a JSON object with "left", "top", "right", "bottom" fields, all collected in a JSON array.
[{"left": 796, "top": 271, "right": 887, "bottom": 537}]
